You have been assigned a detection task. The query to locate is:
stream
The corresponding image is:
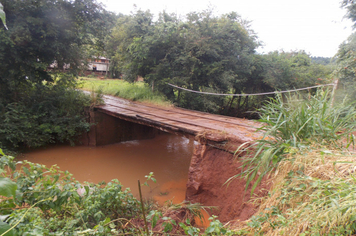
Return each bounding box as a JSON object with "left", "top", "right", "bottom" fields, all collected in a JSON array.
[{"left": 18, "top": 132, "right": 195, "bottom": 205}]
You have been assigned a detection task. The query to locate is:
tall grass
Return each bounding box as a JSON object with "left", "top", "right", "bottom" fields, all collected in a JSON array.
[
  {"left": 235, "top": 89, "right": 356, "bottom": 194},
  {"left": 229, "top": 89, "right": 356, "bottom": 235},
  {"left": 78, "top": 77, "right": 171, "bottom": 106},
  {"left": 236, "top": 149, "right": 356, "bottom": 235}
]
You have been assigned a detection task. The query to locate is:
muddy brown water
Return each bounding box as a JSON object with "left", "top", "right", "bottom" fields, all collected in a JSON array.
[{"left": 18, "top": 133, "right": 195, "bottom": 205}]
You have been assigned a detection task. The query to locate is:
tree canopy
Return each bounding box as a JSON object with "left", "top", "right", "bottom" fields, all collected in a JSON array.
[
  {"left": 107, "top": 10, "right": 261, "bottom": 114},
  {"left": 262, "top": 51, "right": 333, "bottom": 90},
  {"left": 106, "top": 10, "right": 333, "bottom": 116},
  {"left": 0, "top": 0, "right": 110, "bottom": 87},
  {"left": 0, "top": 0, "right": 116, "bottom": 149},
  {"left": 336, "top": 1, "right": 356, "bottom": 99}
]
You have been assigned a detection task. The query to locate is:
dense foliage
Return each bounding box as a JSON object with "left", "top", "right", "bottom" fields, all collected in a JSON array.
[
  {"left": 311, "top": 56, "right": 334, "bottom": 65},
  {"left": 0, "top": 151, "right": 142, "bottom": 235},
  {"left": 336, "top": 32, "right": 356, "bottom": 99},
  {"left": 0, "top": 78, "right": 91, "bottom": 148},
  {"left": 231, "top": 88, "right": 356, "bottom": 194},
  {"left": 0, "top": 0, "right": 117, "bottom": 150},
  {"left": 106, "top": 10, "right": 333, "bottom": 117},
  {"left": 336, "top": 1, "right": 356, "bottom": 99},
  {"left": 262, "top": 51, "right": 333, "bottom": 90},
  {"left": 107, "top": 10, "right": 259, "bottom": 114}
]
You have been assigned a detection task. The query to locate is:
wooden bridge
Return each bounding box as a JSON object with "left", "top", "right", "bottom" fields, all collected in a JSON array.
[
  {"left": 84, "top": 94, "right": 265, "bottom": 219},
  {"left": 87, "top": 94, "right": 262, "bottom": 152}
]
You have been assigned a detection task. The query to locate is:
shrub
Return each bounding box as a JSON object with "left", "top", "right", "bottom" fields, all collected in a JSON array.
[{"left": 0, "top": 82, "right": 91, "bottom": 149}]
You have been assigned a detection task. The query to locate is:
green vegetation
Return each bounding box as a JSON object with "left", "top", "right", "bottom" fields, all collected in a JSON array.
[
  {"left": 1, "top": 0, "right": 356, "bottom": 235},
  {"left": 0, "top": 0, "right": 117, "bottom": 151},
  {"left": 232, "top": 89, "right": 356, "bottom": 194},
  {"left": 335, "top": 1, "right": 356, "bottom": 100},
  {"left": 105, "top": 9, "right": 333, "bottom": 116},
  {"left": 0, "top": 78, "right": 91, "bottom": 149},
  {"left": 335, "top": 32, "right": 356, "bottom": 100},
  {"left": 236, "top": 148, "right": 356, "bottom": 235},
  {"left": 227, "top": 88, "right": 356, "bottom": 235},
  {"left": 79, "top": 77, "right": 171, "bottom": 106},
  {"left": 0, "top": 149, "right": 239, "bottom": 235},
  {"left": 261, "top": 51, "right": 333, "bottom": 90},
  {"left": 3, "top": 87, "right": 356, "bottom": 235}
]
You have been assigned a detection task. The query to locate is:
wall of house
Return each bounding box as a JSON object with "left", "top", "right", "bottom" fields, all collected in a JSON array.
[{"left": 88, "top": 62, "right": 109, "bottom": 72}]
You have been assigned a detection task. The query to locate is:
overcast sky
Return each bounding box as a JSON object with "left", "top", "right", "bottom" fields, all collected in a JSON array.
[{"left": 99, "top": 0, "right": 354, "bottom": 57}]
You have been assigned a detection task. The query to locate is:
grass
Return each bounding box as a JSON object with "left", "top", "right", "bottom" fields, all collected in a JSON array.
[
  {"left": 78, "top": 77, "right": 172, "bottom": 107},
  {"left": 231, "top": 89, "right": 356, "bottom": 194},
  {"left": 235, "top": 147, "right": 356, "bottom": 235},
  {"left": 228, "top": 88, "right": 356, "bottom": 235}
]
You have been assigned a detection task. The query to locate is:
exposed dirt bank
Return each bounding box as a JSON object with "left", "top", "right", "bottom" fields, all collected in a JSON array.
[{"left": 186, "top": 143, "right": 269, "bottom": 223}]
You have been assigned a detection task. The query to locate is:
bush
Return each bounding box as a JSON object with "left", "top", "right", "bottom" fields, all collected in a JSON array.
[
  {"left": 0, "top": 151, "right": 142, "bottom": 235},
  {"left": 0, "top": 82, "right": 91, "bottom": 150}
]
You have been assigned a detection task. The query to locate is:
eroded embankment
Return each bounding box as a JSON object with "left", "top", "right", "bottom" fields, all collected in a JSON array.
[{"left": 185, "top": 142, "right": 269, "bottom": 223}]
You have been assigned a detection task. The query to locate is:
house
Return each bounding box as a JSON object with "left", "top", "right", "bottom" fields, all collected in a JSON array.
[
  {"left": 88, "top": 57, "right": 110, "bottom": 75},
  {"left": 48, "top": 56, "right": 110, "bottom": 76}
]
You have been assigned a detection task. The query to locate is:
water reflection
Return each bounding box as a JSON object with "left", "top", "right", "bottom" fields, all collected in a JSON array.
[{"left": 18, "top": 133, "right": 194, "bottom": 203}]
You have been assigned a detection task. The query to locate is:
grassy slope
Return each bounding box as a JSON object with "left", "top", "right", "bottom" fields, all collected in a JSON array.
[
  {"left": 232, "top": 90, "right": 356, "bottom": 235},
  {"left": 234, "top": 147, "right": 356, "bottom": 235},
  {"left": 78, "top": 77, "right": 172, "bottom": 107}
]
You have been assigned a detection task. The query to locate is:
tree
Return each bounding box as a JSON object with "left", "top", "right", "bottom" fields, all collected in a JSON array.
[
  {"left": 107, "top": 9, "right": 334, "bottom": 117},
  {"left": 335, "top": 32, "right": 356, "bottom": 98},
  {"left": 342, "top": 0, "right": 356, "bottom": 28},
  {"left": 311, "top": 56, "right": 334, "bottom": 65},
  {"left": 0, "top": 0, "right": 107, "bottom": 87},
  {"left": 106, "top": 9, "right": 154, "bottom": 79},
  {"left": 335, "top": 2, "right": 356, "bottom": 99},
  {"left": 262, "top": 51, "right": 332, "bottom": 90},
  {"left": 107, "top": 9, "right": 260, "bottom": 114},
  {"left": 0, "top": 0, "right": 109, "bottom": 149}
]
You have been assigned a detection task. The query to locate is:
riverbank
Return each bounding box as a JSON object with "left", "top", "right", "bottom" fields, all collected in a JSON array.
[
  {"left": 2, "top": 87, "right": 356, "bottom": 235},
  {"left": 232, "top": 146, "right": 356, "bottom": 235}
]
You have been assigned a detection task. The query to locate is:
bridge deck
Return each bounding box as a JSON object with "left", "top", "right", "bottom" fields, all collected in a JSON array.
[{"left": 95, "top": 95, "right": 263, "bottom": 150}]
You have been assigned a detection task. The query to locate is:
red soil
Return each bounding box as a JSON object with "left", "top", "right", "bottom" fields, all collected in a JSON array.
[{"left": 186, "top": 143, "right": 269, "bottom": 224}]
